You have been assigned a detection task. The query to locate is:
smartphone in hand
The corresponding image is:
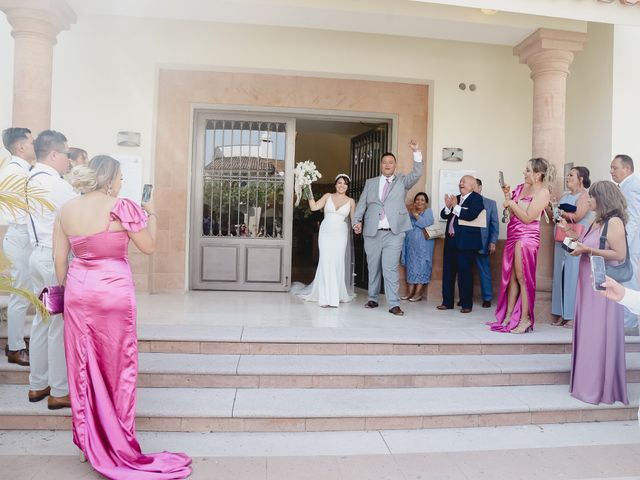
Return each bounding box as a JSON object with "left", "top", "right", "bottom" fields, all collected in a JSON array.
[
  {"left": 590, "top": 255, "right": 606, "bottom": 291},
  {"left": 142, "top": 184, "right": 153, "bottom": 204},
  {"left": 498, "top": 171, "right": 505, "bottom": 188}
]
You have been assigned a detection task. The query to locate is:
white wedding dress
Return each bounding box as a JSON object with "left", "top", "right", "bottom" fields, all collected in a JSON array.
[{"left": 295, "top": 196, "right": 355, "bottom": 307}]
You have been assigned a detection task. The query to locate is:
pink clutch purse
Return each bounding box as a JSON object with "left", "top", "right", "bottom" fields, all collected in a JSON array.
[{"left": 39, "top": 285, "right": 65, "bottom": 315}]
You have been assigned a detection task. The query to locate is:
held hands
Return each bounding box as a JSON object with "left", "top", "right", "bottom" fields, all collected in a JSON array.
[
  {"left": 599, "top": 276, "right": 625, "bottom": 302},
  {"left": 409, "top": 140, "right": 419, "bottom": 152},
  {"left": 353, "top": 222, "right": 362, "bottom": 234}
]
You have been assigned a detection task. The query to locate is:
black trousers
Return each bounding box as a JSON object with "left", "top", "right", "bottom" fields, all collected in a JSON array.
[{"left": 441, "top": 235, "right": 476, "bottom": 309}]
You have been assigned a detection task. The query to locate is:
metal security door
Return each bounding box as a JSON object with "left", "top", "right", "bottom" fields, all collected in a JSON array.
[
  {"left": 350, "top": 125, "right": 389, "bottom": 289},
  {"left": 190, "top": 111, "right": 295, "bottom": 291}
]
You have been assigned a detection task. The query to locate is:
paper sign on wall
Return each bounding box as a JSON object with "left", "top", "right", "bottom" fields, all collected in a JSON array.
[{"left": 112, "top": 155, "right": 144, "bottom": 203}]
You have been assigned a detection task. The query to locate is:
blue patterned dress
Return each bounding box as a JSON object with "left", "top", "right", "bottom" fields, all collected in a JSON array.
[{"left": 401, "top": 208, "right": 436, "bottom": 284}]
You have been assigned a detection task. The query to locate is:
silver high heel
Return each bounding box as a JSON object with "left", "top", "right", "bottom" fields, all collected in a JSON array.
[{"left": 79, "top": 450, "right": 87, "bottom": 463}]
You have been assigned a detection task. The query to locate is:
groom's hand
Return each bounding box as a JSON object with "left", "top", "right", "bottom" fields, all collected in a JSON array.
[
  {"left": 353, "top": 222, "right": 362, "bottom": 234},
  {"left": 409, "top": 140, "right": 419, "bottom": 152}
]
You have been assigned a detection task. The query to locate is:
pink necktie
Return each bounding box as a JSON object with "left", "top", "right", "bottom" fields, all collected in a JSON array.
[
  {"left": 380, "top": 178, "right": 391, "bottom": 220},
  {"left": 448, "top": 214, "right": 455, "bottom": 236}
]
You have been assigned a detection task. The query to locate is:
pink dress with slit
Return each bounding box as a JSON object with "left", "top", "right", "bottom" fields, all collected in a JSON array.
[
  {"left": 63, "top": 198, "right": 192, "bottom": 480},
  {"left": 490, "top": 184, "right": 540, "bottom": 332}
]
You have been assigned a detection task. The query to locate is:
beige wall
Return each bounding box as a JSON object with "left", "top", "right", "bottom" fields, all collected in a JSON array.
[{"left": 294, "top": 132, "right": 352, "bottom": 185}]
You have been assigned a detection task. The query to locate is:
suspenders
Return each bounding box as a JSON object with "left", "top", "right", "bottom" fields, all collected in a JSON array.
[{"left": 25, "top": 171, "right": 52, "bottom": 246}]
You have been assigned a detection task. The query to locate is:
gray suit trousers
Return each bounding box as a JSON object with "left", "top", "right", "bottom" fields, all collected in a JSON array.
[{"left": 364, "top": 230, "right": 405, "bottom": 308}]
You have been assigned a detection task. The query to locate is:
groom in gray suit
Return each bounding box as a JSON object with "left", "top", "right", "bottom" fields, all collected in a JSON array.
[{"left": 352, "top": 141, "right": 423, "bottom": 316}]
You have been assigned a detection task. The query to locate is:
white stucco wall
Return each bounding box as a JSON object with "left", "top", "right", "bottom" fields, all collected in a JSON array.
[
  {"left": 0, "top": 14, "right": 14, "bottom": 162},
  {"left": 2, "top": 14, "right": 536, "bottom": 237},
  {"left": 611, "top": 25, "right": 640, "bottom": 174}
]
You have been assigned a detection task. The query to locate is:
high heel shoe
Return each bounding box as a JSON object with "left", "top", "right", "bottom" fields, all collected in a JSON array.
[
  {"left": 409, "top": 296, "right": 423, "bottom": 302},
  {"left": 487, "top": 311, "right": 511, "bottom": 328},
  {"left": 510, "top": 318, "right": 532, "bottom": 334},
  {"left": 79, "top": 450, "right": 87, "bottom": 463}
]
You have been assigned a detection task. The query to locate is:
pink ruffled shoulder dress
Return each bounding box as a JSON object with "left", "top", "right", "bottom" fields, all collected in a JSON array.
[{"left": 63, "top": 198, "right": 192, "bottom": 479}]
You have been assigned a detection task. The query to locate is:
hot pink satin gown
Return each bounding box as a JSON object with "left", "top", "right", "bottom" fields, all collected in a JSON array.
[
  {"left": 63, "top": 199, "right": 192, "bottom": 479},
  {"left": 490, "top": 184, "right": 540, "bottom": 332}
]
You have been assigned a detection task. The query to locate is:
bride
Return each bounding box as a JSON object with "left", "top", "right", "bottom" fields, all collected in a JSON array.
[{"left": 296, "top": 174, "right": 356, "bottom": 307}]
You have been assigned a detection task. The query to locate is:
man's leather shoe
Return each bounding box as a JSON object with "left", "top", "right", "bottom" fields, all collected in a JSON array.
[
  {"left": 28, "top": 386, "right": 51, "bottom": 403},
  {"left": 7, "top": 348, "right": 29, "bottom": 366},
  {"left": 482, "top": 301, "right": 491, "bottom": 308},
  {"left": 48, "top": 394, "right": 71, "bottom": 410},
  {"left": 364, "top": 301, "right": 379, "bottom": 309},
  {"left": 389, "top": 306, "right": 404, "bottom": 316},
  {"left": 436, "top": 304, "right": 451, "bottom": 310},
  {"left": 460, "top": 308, "right": 472, "bottom": 314}
]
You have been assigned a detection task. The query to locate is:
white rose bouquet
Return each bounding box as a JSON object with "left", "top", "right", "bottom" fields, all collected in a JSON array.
[{"left": 294, "top": 160, "right": 322, "bottom": 207}]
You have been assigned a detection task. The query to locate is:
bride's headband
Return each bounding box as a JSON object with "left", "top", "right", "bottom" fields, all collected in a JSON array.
[{"left": 335, "top": 173, "right": 351, "bottom": 182}]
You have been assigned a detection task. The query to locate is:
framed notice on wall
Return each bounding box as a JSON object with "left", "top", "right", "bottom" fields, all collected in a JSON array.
[
  {"left": 438, "top": 169, "right": 476, "bottom": 222},
  {"left": 112, "top": 155, "right": 144, "bottom": 203}
]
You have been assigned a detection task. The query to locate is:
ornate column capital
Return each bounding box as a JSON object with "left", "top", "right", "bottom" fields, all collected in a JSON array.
[
  {"left": 0, "top": 0, "right": 76, "bottom": 44},
  {"left": 514, "top": 29, "right": 588, "bottom": 79}
]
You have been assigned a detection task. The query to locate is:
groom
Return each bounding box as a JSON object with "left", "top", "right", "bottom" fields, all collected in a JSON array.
[{"left": 352, "top": 141, "right": 423, "bottom": 316}]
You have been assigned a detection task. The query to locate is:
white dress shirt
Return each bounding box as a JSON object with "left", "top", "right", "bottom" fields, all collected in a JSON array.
[
  {"left": 377, "top": 151, "right": 423, "bottom": 229},
  {"left": 27, "top": 163, "right": 77, "bottom": 248},
  {"left": 0, "top": 155, "right": 31, "bottom": 227},
  {"left": 444, "top": 192, "right": 471, "bottom": 217},
  {"left": 620, "top": 288, "right": 640, "bottom": 316}
]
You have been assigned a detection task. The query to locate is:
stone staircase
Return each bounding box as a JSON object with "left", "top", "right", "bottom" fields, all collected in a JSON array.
[{"left": 1, "top": 326, "right": 638, "bottom": 433}]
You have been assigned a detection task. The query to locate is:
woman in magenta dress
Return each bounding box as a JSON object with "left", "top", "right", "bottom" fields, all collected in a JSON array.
[
  {"left": 560, "top": 181, "right": 628, "bottom": 405},
  {"left": 53, "top": 156, "right": 192, "bottom": 479},
  {"left": 489, "top": 158, "right": 553, "bottom": 334}
]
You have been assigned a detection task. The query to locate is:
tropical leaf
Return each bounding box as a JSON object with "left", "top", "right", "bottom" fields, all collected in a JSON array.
[{"left": 0, "top": 174, "right": 55, "bottom": 219}]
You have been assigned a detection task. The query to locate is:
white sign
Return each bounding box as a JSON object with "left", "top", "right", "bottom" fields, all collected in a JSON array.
[
  {"left": 112, "top": 155, "right": 143, "bottom": 203},
  {"left": 438, "top": 169, "right": 476, "bottom": 221}
]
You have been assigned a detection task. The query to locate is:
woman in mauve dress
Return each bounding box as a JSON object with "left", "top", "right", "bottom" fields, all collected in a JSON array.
[
  {"left": 559, "top": 180, "right": 629, "bottom": 405},
  {"left": 54, "top": 155, "right": 192, "bottom": 479},
  {"left": 489, "top": 157, "right": 554, "bottom": 334}
]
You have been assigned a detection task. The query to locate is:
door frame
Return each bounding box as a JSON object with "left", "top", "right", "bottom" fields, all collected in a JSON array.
[{"left": 186, "top": 104, "right": 397, "bottom": 291}]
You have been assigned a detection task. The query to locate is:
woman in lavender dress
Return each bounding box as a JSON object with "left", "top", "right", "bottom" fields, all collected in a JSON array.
[{"left": 560, "top": 180, "right": 629, "bottom": 405}]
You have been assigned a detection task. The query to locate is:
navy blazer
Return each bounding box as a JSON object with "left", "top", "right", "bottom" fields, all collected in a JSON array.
[
  {"left": 440, "top": 191, "right": 484, "bottom": 251},
  {"left": 479, "top": 196, "right": 499, "bottom": 254}
]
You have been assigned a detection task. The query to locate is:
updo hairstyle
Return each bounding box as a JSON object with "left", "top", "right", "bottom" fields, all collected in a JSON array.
[
  {"left": 527, "top": 157, "right": 556, "bottom": 185},
  {"left": 70, "top": 155, "right": 121, "bottom": 194}
]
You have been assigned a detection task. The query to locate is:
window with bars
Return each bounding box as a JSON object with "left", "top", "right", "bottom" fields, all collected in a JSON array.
[{"left": 202, "top": 120, "right": 287, "bottom": 239}]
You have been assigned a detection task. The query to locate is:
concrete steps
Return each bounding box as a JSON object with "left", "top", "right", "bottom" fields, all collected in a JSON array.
[
  {"left": 2, "top": 352, "right": 640, "bottom": 389},
  {"left": 0, "top": 383, "right": 637, "bottom": 432}
]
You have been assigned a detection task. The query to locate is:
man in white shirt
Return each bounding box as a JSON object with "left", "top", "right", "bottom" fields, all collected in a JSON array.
[
  {"left": 1, "top": 128, "right": 36, "bottom": 366},
  {"left": 610, "top": 154, "right": 640, "bottom": 335},
  {"left": 27, "top": 130, "right": 77, "bottom": 409}
]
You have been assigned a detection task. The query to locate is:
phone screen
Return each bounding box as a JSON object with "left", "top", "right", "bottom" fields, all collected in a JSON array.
[
  {"left": 590, "top": 255, "right": 606, "bottom": 291},
  {"left": 498, "top": 171, "right": 505, "bottom": 188},
  {"left": 142, "top": 184, "right": 153, "bottom": 203}
]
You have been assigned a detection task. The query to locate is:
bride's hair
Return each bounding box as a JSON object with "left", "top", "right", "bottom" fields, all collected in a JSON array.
[
  {"left": 70, "top": 155, "right": 121, "bottom": 194},
  {"left": 334, "top": 174, "right": 351, "bottom": 188}
]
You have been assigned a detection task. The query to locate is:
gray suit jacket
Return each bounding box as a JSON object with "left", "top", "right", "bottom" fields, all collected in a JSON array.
[
  {"left": 352, "top": 160, "right": 423, "bottom": 237},
  {"left": 620, "top": 174, "right": 640, "bottom": 255}
]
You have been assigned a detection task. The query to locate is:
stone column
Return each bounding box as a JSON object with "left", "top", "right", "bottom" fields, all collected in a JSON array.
[
  {"left": 0, "top": 0, "right": 76, "bottom": 133},
  {"left": 514, "top": 29, "right": 587, "bottom": 304}
]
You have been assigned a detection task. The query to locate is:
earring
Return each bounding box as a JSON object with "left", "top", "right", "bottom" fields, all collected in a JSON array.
[{"left": 107, "top": 185, "right": 112, "bottom": 196}]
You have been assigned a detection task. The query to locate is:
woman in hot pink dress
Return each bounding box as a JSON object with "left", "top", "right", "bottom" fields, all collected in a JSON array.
[
  {"left": 489, "top": 158, "right": 553, "bottom": 334},
  {"left": 54, "top": 156, "right": 192, "bottom": 479}
]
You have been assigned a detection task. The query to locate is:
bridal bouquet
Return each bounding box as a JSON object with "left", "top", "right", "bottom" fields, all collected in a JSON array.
[{"left": 294, "top": 160, "right": 322, "bottom": 207}]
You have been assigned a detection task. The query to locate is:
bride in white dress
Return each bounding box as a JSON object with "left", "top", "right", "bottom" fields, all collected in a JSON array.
[{"left": 296, "top": 174, "right": 356, "bottom": 307}]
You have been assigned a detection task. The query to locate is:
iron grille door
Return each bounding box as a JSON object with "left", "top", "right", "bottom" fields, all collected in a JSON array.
[
  {"left": 350, "top": 125, "right": 389, "bottom": 289},
  {"left": 190, "top": 112, "right": 295, "bottom": 291}
]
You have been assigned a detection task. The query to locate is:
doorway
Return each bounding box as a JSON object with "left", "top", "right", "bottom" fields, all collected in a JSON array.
[{"left": 291, "top": 118, "right": 389, "bottom": 285}]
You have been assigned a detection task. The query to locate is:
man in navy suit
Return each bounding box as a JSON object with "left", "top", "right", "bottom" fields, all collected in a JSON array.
[
  {"left": 437, "top": 175, "right": 485, "bottom": 313},
  {"left": 474, "top": 178, "right": 499, "bottom": 308}
]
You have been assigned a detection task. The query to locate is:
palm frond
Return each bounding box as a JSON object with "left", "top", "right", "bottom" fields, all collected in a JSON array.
[
  {"left": 0, "top": 174, "right": 55, "bottom": 219},
  {"left": 0, "top": 277, "right": 49, "bottom": 320}
]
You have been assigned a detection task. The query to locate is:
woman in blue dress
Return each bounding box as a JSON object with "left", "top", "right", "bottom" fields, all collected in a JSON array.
[
  {"left": 551, "top": 166, "right": 593, "bottom": 327},
  {"left": 401, "top": 192, "right": 435, "bottom": 302}
]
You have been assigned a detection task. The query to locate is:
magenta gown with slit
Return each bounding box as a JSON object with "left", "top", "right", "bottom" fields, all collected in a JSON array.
[
  {"left": 490, "top": 184, "right": 540, "bottom": 332},
  {"left": 63, "top": 199, "right": 192, "bottom": 480}
]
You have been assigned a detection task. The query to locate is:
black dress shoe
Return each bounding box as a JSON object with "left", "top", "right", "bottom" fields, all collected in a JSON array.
[
  {"left": 482, "top": 300, "right": 491, "bottom": 308},
  {"left": 389, "top": 306, "right": 404, "bottom": 316},
  {"left": 436, "top": 304, "right": 452, "bottom": 310},
  {"left": 364, "top": 301, "right": 379, "bottom": 309},
  {"left": 460, "top": 308, "right": 472, "bottom": 314}
]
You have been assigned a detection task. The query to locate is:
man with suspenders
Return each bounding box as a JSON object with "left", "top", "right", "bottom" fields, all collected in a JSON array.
[
  {"left": 1, "top": 128, "right": 36, "bottom": 366},
  {"left": 27, "top": 130, "right": 77, "bottom": 409}
]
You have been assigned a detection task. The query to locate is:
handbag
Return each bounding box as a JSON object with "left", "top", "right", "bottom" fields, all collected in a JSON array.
[
  {"left": 599, "top": 218, "right": 633, "bottom": 283},
  {"left": 39, "top": 285, "right": 65, "bottom": 315},
  {"left": 555, "top": 221, "right": 585, "bottom": 243},
  {"left": 423, "top": 224, "right": 444, "bottom": 240}
]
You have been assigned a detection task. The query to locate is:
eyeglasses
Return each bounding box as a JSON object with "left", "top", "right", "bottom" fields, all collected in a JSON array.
[{"left": 54, "top": 150, "right": 70, "bottom": 158}]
